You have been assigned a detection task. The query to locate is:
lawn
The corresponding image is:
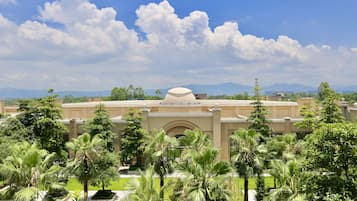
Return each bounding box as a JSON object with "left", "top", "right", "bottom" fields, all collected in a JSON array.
[{"left": 66, "top": 176, "right": 274, "bottom": 191}]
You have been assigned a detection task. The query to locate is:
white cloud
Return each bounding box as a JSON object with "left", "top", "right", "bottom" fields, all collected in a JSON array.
[{"left": 0, "top": 0, "right": 356, "bottom": 90}]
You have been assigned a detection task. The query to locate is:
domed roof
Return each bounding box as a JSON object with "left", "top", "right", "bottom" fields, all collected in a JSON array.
[{"left": 162, "top": 87, "right": 198, "bottom": 105}]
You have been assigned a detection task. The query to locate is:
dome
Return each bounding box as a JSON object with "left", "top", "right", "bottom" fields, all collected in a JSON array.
[{"left": 162, "top": 87, "right": 198, "bottom": 105}]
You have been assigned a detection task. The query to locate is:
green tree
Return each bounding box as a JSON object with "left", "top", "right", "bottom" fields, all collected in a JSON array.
[
  {"left": 248, "top": 79, "right": 271, "bottom": 140},
  {"left": 231, "top": 129, "right": 264, "bottom": 201},
  {"left": 83, "top": 104, "right": 115, "bottom": 151},
  {"left": 120, "top": 109, "right": 144, "bottom": 168},
  {"left": 82, "top": 104, "right": 118, "bottom": 191},
  {"left": 317, "top": 82, "right": 333, "bottom": 101},
  {"left": 303, "top": 123, "right": 357, "bottom": 200},
  {"left": 16, "top": 90, "right": 67, "bottom": 160},
  {"left": 110, "top": 87, "right": 128, "bottom": 100},
  {"left": 267, "top": 160, "right": 305, "bottom": 201},
  {"left": 66, "top": 133, "right": 105, "bottom": 201},
  {"left": 142, "top": 129, "right": 178, "bottom": 200},
  {"left": 128, "top": 166, "right": 160, "bottom": 201},
  {"left": 319, "top": 91, "right": 344, "bottom": 124},
  {"left": 294, "top": 103, "right": 320, "bottom": 132},
  {"left": 0, "top": 142, "right": 62, "bottom": 201},
  {"left": 178, "top": 130, "right": 231, "bottom": 201}
]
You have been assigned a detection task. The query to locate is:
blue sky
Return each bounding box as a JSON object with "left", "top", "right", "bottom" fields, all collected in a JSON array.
[
  {"left": 0, "top": 0, "right": 357, "bottom": 90},
  {"left": 2, "top": 0, "right": 357, "bottom": 47}
]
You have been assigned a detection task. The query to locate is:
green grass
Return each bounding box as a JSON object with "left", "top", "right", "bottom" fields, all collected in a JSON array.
[
  {"left": 66, "top": 176, "right": 274, "bottom": 191},
  {"left": 66, "top": 177, "right": 274, "bottom": 201}
]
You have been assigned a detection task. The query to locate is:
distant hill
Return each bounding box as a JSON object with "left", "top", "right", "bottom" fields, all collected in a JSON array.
[{"left": 2, "top": 83, "right": 357, "bottom": 99}]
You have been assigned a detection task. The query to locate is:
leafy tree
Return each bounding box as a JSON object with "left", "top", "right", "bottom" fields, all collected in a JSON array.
[
  {"left": 319, "top": 91, "right": 344, "bottom": 124},
  {"left": 318, "top": 82, "right": 333, "bottom": 101},
  {"left": 0, "top": 117, "right": 27, "bottom": 141},
  {"left": 303, "top": 123, "right": 357, "bottom": 200},
  {"left": 231, "top": 129, "right": 264, "bottom": 201},
  {"left": 248, "top": 79, "right": 271, "bottom": 140},
  {"left": 110, "top": 87, "right": 128, "bottom": 101},
  {"left": 90, "top": 152, "right": 119, "bottom": 191},
  {"left": 66, "top": 133, "right": 105, "bottom": 201},
  {"left": 178, "top": 130, "right": 231, "bottom": 201},
  {"left": 128, "top": 166, "right": 160, "bottom": 201},
  {"left": 267, "top": 160, "right": 305, "bottom": 201},
  {"left": 142, "top": 129, "right": 178, "bottom": 200},
  {"left": 0, "top": 142, "right": 62, "bottom": 201},
  {"left": 120, "top": 109, "right": 144, "bottom": 168},
  {"left": 83, "top": 104, "right": 115, "bottom": 151},
  {"left": 16, "top": 90, "right": 67, "bottom": 160},
  {"left": 294, "top": 103, "right": 320, "bottom": 132}
]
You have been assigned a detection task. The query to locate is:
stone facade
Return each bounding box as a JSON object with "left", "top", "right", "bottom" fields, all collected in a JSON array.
[{"left": 62, "top": 87, "right": 306, "bottom": 161}]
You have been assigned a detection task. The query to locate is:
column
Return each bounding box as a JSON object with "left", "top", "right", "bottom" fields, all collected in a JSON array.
[{"left": 212, "top": 107, "right": 222, "bottom": 160}]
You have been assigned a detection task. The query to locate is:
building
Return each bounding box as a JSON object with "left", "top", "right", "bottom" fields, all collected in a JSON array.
[{"left": 61, "top": 87, "right": 306, "bottom": 161}]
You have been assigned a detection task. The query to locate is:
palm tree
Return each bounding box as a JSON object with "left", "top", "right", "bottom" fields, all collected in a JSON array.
[
  {"left": 142, "top": 129, "right": 178, "bottom": 200},
  {"left": 128, "top": 166, "right": 160, "bottom": 201},
  {"left": 178, "top": 130, "right": 232, "bottom": 201},
  {"left": 66, "top": 133, "right": 104, "bottom": 201},
  {"left": 0, "top": 142, "right": 61, "bottom": 201},
  {"left": 267, "top": 160, "right": 305, "bottom": 201},
  {"left": 230, "top": 129, "right": 263, "bottom": 201}
]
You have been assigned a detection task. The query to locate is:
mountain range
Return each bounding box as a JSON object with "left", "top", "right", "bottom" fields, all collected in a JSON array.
[{"left": 1, "top": 82, "right": 356, "bottom": 99}]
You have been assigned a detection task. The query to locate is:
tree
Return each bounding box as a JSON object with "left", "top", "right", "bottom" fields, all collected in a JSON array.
[
  {"left": 82, "top": 104, "right": 118, "bottom": 191},
  {"left": 318, "top": 82, "right": 333, "bottom": 101},
  {"left": 267, "top": 160, "right": 305, "bottom": 201},
  {"left": 110, "top": 87, "right": 127, "bottom": 101},
  {"left": 16, "top": 90, "right": 67, "bottom": 161},
  {"left": 142, "top": 129, "right": 178, "bottom": 200},
  {"left": 303, "top": 123, "right": 357, "bottom": 200},
  {"left": 248, "top": 78, "right": 271, "bottom": 140},
  {"left": 0, "top": 142, "right": 61, "bottom": 201},
  {"left": 128, "top": 166, "right": 160, "bottom": 201},
  {"left": 66, "top": 133, "right": 105, "bottom": 201},
  {"left": 178, "top": 130, "right": 232, "bottom": 201},
  {"left": 83, "top": 104, "right": 115, "bottom": 151},
  {"left": 320, "top": 91, "right": 344, "bottom": 124},
  {"left": 231, "top": 129, "right": 264, "bottom": 201},
  {"left": 120, "top": 109, "right": 144, "bottom": 168}
]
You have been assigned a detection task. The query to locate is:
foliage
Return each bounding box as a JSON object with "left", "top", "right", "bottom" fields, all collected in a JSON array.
[
  {"left": 303, "top": 123, "right": 357, "bottom": 200},
  {"left": 120, "top": 109, "right": 144, "bottom": 167},
  {"left": 142, "top": 129, "right": 178, "bottom": 200},
  {"left": 265, "top": 134, "right": 304, "bottom": 163},
  {"left": 319, "top": 91, "right": 344, "bottom": 124},
  {"left": 178, "top": 129, "right": 232, "bottom": 201},
  {"left": 267, "top": 160, "right": 304, "bottom": 201},
  {"left": 248, "top": 79, "right": 271, "bottom": 140},
  {"left": 128, "top": 166, "right": 160, "bottom": 201},
  {"left": 16, "top": 90, "right": 67, "bottom": 160},
  {"left": 169, "top": 178, "right": 184, "bottom": 201},
  {"left": 294, "top": 103, "right": 320, "bottom": 132},
  {"left": 208, "top": 92, "right": 250, "bottom": 100},
  {"left": 83, "top": 104, "right": 115, "bottom": 151},
  {"left": 255, "top": 173, "right": 265, "bottom": 201},
  {"left": 317, "top": 82, "right": 333, "bottom": 101},
  {"left": 62, "top": 95, "right": 89, "bottom": 103},
  {"left": 89, "top": 152, "right": 119, "bottom": 191},
  {"left": 0, "top": 142, "right": 61, "bottom": 201},
  {"left": 110, "top": 87, "right": 128, "bottom": 101},
  {"left": 231, "top": 129, "right": 265, "bottom": 201},
  {"left": 66, "top": 133, "right": 105, "bottom": 201}
]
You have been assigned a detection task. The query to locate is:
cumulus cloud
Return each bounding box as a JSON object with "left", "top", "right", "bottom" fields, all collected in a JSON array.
[{"left": 0, "top": 0, "right": 356, "bottom": 90}]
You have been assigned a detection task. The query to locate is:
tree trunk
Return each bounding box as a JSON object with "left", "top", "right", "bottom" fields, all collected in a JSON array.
[
  {"left": 84, "top": 179, "right": 88, "bottom": 201},
  {"left": 244, "top": 176, "right": 249, "bottom": 201},
  {"left": 274, "top": 178, "right": 276, "bottom": 189},
  {"left": 160, "top": 174, "right": 164, "bottom": 201},
  {"left": 102, "top": 181, "right": 105, "bottom": 191}
]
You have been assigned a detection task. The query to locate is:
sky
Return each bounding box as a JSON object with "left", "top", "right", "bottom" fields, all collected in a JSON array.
[{"left": 0, "top": 0, "right": 357, "bottom": 90}]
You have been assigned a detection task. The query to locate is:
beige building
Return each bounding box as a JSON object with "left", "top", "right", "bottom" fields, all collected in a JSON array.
[{"left": 61, "top": 87, "right": 306, "bottom": 161}]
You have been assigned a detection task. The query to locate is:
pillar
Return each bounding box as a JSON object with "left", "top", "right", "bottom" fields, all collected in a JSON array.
[
  {"left": 212, "top": 107, "right": 222, "bottom": 160},
  {"left": 69, "top": 119, "right": 78, "bottom": 139},
  {"left": 141, "top": 106, "right": 150, "bottom": 131}
]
